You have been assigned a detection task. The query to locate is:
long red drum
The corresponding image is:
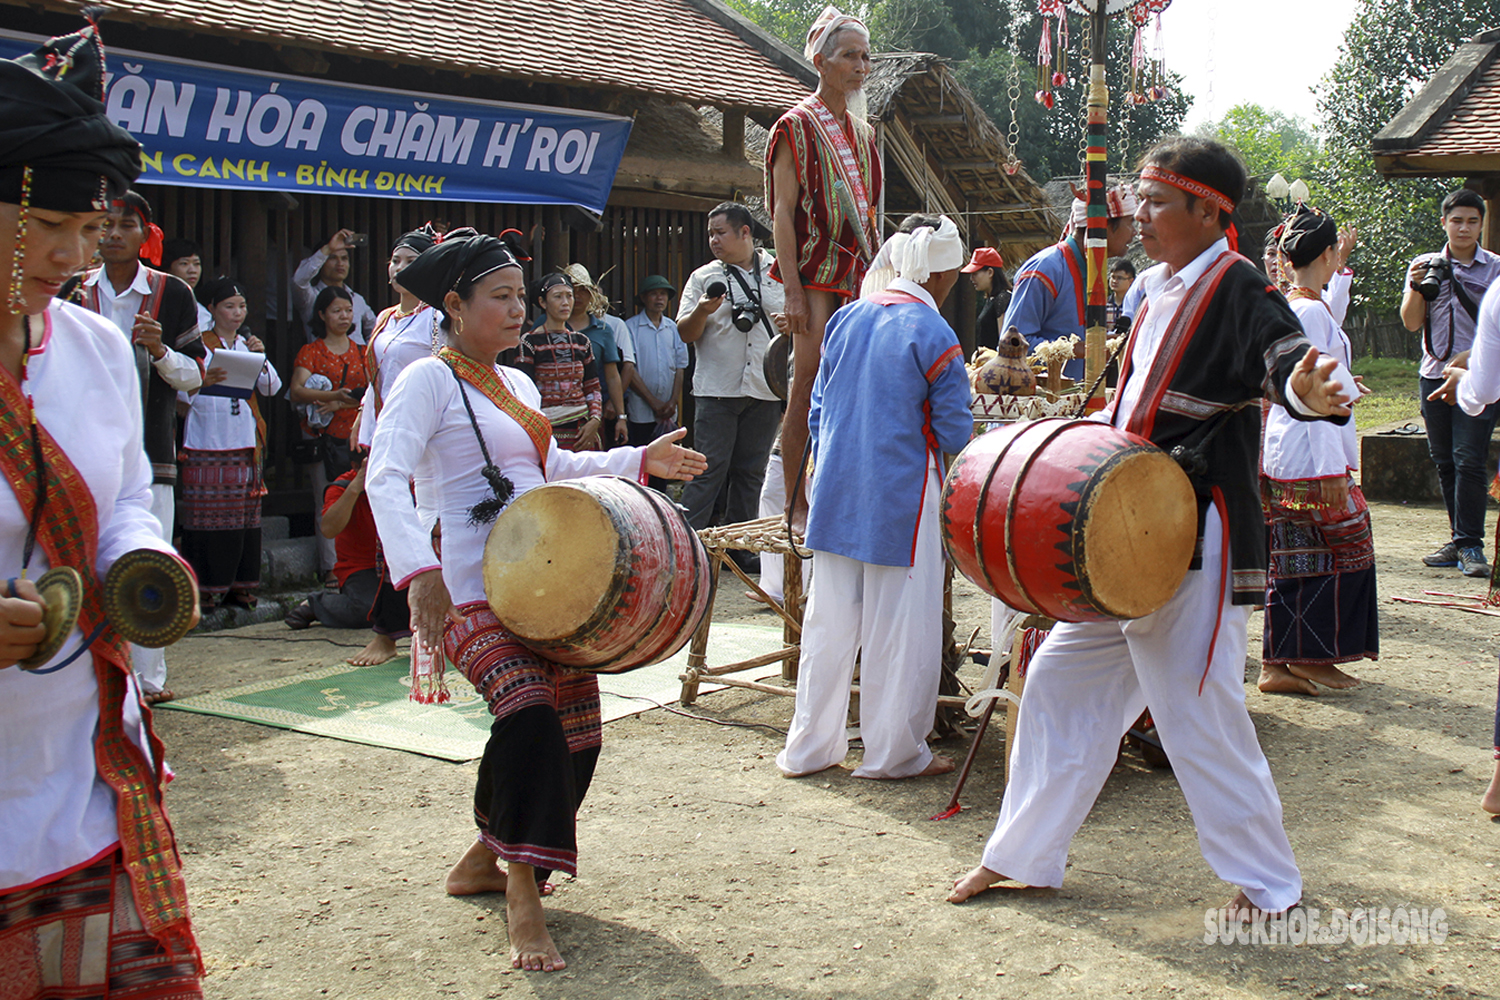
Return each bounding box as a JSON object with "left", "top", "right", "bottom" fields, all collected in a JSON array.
[
  {"left": 941, "top": 418, "right": 1198, "bottom": 622},
  {"left": 482, "top": 477, "right": 711, "bottom": 672}
]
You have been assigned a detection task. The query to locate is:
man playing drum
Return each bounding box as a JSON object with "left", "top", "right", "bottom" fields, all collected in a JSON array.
[
  {"left": 950, "top": 138, "right": 1350, "bottom": 920},
  {"left": 777, "top": 214, "right": 973, "bottom": 780},
  {"left": 767, "top": 5, "right": 882, "bottom": 515}
]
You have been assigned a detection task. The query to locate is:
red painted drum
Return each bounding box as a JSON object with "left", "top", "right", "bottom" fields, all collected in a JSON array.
[
  {"left": 941, "top": 418, "right": 1197, "bottom": 622},
  {"left": 482, "top": 476, "right": 711, "bottom": 672}
]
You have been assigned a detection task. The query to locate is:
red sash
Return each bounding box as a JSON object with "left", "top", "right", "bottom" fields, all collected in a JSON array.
[
  {"left": 1113, "top": 251, "right": 1246, "bottom": 439},
  {"left": 0, "top": 336, "right": 201, "bottom": 968},
  {"left": 438, "top": 347, "right": 553, "bottom": 470}
]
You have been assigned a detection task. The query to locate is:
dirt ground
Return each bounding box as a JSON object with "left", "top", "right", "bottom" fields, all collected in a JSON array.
[{"left": 154, "top": 497, "right": 1500, "bottom": 1000}]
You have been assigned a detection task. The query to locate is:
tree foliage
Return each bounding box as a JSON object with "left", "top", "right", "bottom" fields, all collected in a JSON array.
[
  {"left": 724, "top": 0, "right": 1192, "bottom": 183},
  {"left": 1315, "top": 0, "right": 1497, "bottom": 314},
  {"left": 1203, "top": 104, "right": 1323, "bottom": 187}
]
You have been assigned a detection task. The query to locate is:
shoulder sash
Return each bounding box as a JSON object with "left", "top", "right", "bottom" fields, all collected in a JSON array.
[
  {"left": 438, "top": 347, "right": 552, "bottom": 470},
  {"left": 0, "top": 328, "right": 200, "bottom": 968},
  {"left": 1116, "top": 251, "right": 1246, "bottom": 439}
]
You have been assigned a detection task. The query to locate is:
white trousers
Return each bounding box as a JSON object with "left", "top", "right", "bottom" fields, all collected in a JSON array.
[
  {"left": 980, "top": 503, "right": 1302, "bottom": 911},
  {"left": 777, "top": 460, "right": 943, "bottom": 779},
  {"left": 757, "top": 451, "right": 786, "bottom": 602},
  {"left": 130, "top": 484, "right": 173, "bottom": 694}
]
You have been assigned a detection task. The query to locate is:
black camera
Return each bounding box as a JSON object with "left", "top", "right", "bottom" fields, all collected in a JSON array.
[
  {"left": 1415, "top": 254, "right": 1452, "bottom": 302},
  {"left": 731, "top": 302, "right": 762, "bottom": 332}
]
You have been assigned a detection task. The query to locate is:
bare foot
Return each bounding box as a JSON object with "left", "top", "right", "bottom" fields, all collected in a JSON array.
[
  {"left": 506, "top": 863, "right": 565, "bottom": 972},
  {"left": 1482, "top": 759, "right": 1500, "bottom": 815},
  {"left": 1287, "top": 662, "right": 1361, "bottom": 689},
  {"left": 143, "top": 689, "right": 175, "bottom": 706},
  {"left": 780, "top": 761, "right": 842, "bottom": 779},
  {"left": 445, "top": 842, "right": 555, "bottom": 897},
  {"left": 1258, "top": 663, "right": 1319, "bottom": 696},
  {"left": 349, "top": 634, "right": 398, "bottom": 666},
  {"left": 917, "top": 754, "right": 956, "bottom": 777},
  {"left": 446, "top": 841, "right": 508, "bottom": 895},
  {"left": 947, "top": 865, "right": 1015, "bottom": 903},
  {"left": 1224, "top": 890, "right": 1297, "bottom": 921}
]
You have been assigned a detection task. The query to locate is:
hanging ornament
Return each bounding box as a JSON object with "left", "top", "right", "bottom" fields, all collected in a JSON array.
[{"left": 1035, "top": 1, "right": 1058, "bottom": 107}]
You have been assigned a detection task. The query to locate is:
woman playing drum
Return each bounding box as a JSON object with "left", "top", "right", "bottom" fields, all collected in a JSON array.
[{"left": 365, "top": 232, "right": 705, "bottom": 973}]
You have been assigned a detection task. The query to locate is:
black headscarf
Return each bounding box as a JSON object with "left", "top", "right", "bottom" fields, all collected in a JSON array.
[
  {"left": 197, "top": 276, "right": 247, "bottom": 308},
  {"left": 392, "top": 221, "right": 442, "bottom": 256},
  {"left": 0, "top": 16, "right": 142, "bottom": 211},
  {"left": 1278, "top": 203, "right": 1338, "bottom": 269},
  {"left": 397, "top": 229, "right": 528, "bottom": 312}
]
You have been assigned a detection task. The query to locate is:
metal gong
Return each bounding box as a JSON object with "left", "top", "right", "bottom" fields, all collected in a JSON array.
[
  {"left": 19, "top": 566, "right": 83, "bottom": 670},
  {"left": 103, "top": 549, "right": 196, "bottom": 649}
]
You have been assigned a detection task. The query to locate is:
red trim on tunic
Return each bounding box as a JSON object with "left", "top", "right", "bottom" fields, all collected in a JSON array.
[{"left": 925, "top": 345, "right": 963, "bottom": 384}]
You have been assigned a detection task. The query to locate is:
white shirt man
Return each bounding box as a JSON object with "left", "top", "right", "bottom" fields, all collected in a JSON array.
[{"left": 675, "top": 204, "right": 786, "bottom": 531}]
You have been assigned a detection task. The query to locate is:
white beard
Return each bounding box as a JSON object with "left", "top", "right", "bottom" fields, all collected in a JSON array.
[{"left": 846, "top": 86, "right": 872, "bottom": 142}]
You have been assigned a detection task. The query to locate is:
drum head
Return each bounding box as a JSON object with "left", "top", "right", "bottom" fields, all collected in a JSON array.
[
  {"left": 1078, "top": 449, "right": 1197, "bottom": 618},
  {"left": 484, "top": 485, "right": 620, "bottom": 642},
  {"left": 20, "top": 566, "right": 83, "bottom": 670},
  {"left": 103, "top": 549, "right": 197, "bottom": 648}
]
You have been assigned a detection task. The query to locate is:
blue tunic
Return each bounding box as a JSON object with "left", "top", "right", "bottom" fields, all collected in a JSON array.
[
  {"left": 806, "top": 285, "right": 974, "bottom": 567},
  {"left": 1002, "top": 238, "right": 1087, "bottom": 379}
]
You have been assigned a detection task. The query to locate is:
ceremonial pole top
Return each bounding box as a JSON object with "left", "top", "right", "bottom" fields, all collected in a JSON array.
[{"left": 1045, "top": 0, "right": 1173, "bottom": 17}]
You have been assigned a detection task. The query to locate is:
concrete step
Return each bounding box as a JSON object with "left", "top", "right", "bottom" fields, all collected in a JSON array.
[
  {"left": 262, "top": 515, "right": 290, "bottom": 542},
  {"left": 261, "top": 536, "right": 319, "bottom": 590}
]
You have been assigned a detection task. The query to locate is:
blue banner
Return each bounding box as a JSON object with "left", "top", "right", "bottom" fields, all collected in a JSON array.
[{"left": 0, "top": 31, "right": 633, "bottom": 213}]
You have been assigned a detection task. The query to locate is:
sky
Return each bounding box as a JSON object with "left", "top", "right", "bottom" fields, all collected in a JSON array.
[{"left": 1154, "top": 0, "right": 1363, "bottom": 130}]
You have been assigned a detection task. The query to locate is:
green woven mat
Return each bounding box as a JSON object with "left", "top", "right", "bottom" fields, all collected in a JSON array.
[{"left": 161, "top": 622, "right": 787, "bottom": 761}]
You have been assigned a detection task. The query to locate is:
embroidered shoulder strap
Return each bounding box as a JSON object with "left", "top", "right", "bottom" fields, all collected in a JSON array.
[
  {"left": 1123, "top": 251, "right": 1245, "bottom": 439},
  {"left": 438, "top": 347, "right": 552, "bottom": 468},
  {"left": 0, "top": 336, "right": 200, "bottom": 969},
  {"left": 141, "top": 267, "right": 168, "bottom": 321}
]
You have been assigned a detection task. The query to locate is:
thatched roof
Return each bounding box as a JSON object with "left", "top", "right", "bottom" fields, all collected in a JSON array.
[{"left": 865, "top": 53, "right": 1057, "bottom": 260}]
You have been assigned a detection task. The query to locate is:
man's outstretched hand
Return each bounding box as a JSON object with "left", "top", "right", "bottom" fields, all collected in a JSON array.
[{"left": 1288, "top": 346, "right": 1352, "bottom": 417}]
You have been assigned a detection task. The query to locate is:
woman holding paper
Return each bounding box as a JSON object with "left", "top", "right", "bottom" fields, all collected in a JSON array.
[{"left": 179, "top": 276, "right": 282, "bottom": 611}]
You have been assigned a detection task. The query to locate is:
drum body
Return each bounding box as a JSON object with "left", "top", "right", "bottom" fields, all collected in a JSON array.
[
  {"left": 941, "top": 418, "right": 1197, "bottom": 622},
  {"left": 482, "top": 476, "right": 711, "bottom": 672}
]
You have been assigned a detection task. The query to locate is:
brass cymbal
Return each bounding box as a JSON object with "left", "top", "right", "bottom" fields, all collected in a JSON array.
[
  {"left": 103, "top": 549, "right": 196, "bottom": 649},
  {"left": 19, "top": 566, "right": 83, "bottom": 671}
]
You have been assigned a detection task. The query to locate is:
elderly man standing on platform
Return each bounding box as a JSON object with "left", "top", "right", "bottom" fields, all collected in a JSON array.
[
  {"left": 950, "top": 137, "right": 1352, "bottom": 921},
  {"left": 777, "top": 214, "right": 973, "bottom": 781},
  {"left": 767, "top": 5, "right": 882, "bottom": 513}
]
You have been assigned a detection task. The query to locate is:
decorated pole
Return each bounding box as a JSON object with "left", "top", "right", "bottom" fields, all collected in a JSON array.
[
  {"left": 1035, "top": 1, "right": 1174, "bottom": 407},
  {"left": 1083, "top": 1, "right": 1110, "bottom": 410}
]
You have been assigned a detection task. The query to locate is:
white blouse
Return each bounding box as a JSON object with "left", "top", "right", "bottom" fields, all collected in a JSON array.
[
  {"left": 357, "top": 305, "right": 436, "bottom": 449},
  {"left": 180, "top": 332, "right": 283, "bottom": 451},
  {"left": 367, "top": 356, "right": 646, "bottom": 607},
  {"left": 1262, "top": 296, "right": 1359, "bottom": 482},
  {"left": 0, "top": 302, "right": 175, "bottom": 892}
]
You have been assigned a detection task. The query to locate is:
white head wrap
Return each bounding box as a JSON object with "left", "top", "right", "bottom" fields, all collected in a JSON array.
[
  {"left": 860, "top": 215, "right": 966, "bottom": 297},
  {"left": 805, "top": 5, "right": 870, "bottom": 62},
  {"left": 1067, "top": 182, "right": 1140, "bottom": 229}
]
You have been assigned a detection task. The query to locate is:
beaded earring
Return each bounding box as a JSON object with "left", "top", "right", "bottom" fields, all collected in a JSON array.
[{"left": 7, "top": 166, "right": 33, "bottom": 314}]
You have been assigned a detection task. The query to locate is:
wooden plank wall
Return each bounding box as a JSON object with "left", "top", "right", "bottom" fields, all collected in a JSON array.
[{"left": 145, "top": 184, "right": 710, "bottom": 504}]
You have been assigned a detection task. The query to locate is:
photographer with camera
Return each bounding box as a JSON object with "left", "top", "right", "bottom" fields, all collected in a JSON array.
[
  {"left": 293, "top": 228, "right": 378, "bottom": 344},
  {"left": 676, "top": 202, "right": 786, "bottom": 532},
  {"left": 1400, "top": 189, "right": 1500, "bottom": 577}
]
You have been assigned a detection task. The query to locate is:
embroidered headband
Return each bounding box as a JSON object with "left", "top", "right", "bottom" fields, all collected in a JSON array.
[{"left": 1139, "top": 165, "right": 1235, "bottom": 214}]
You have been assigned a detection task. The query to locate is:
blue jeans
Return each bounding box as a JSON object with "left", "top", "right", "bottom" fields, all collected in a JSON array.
[
  {"left": 679, "top": 396, "right": 782, "bottom": 530},
  {"left": 1420, "top": 375, "right": 1499, "bottom": 548}
]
